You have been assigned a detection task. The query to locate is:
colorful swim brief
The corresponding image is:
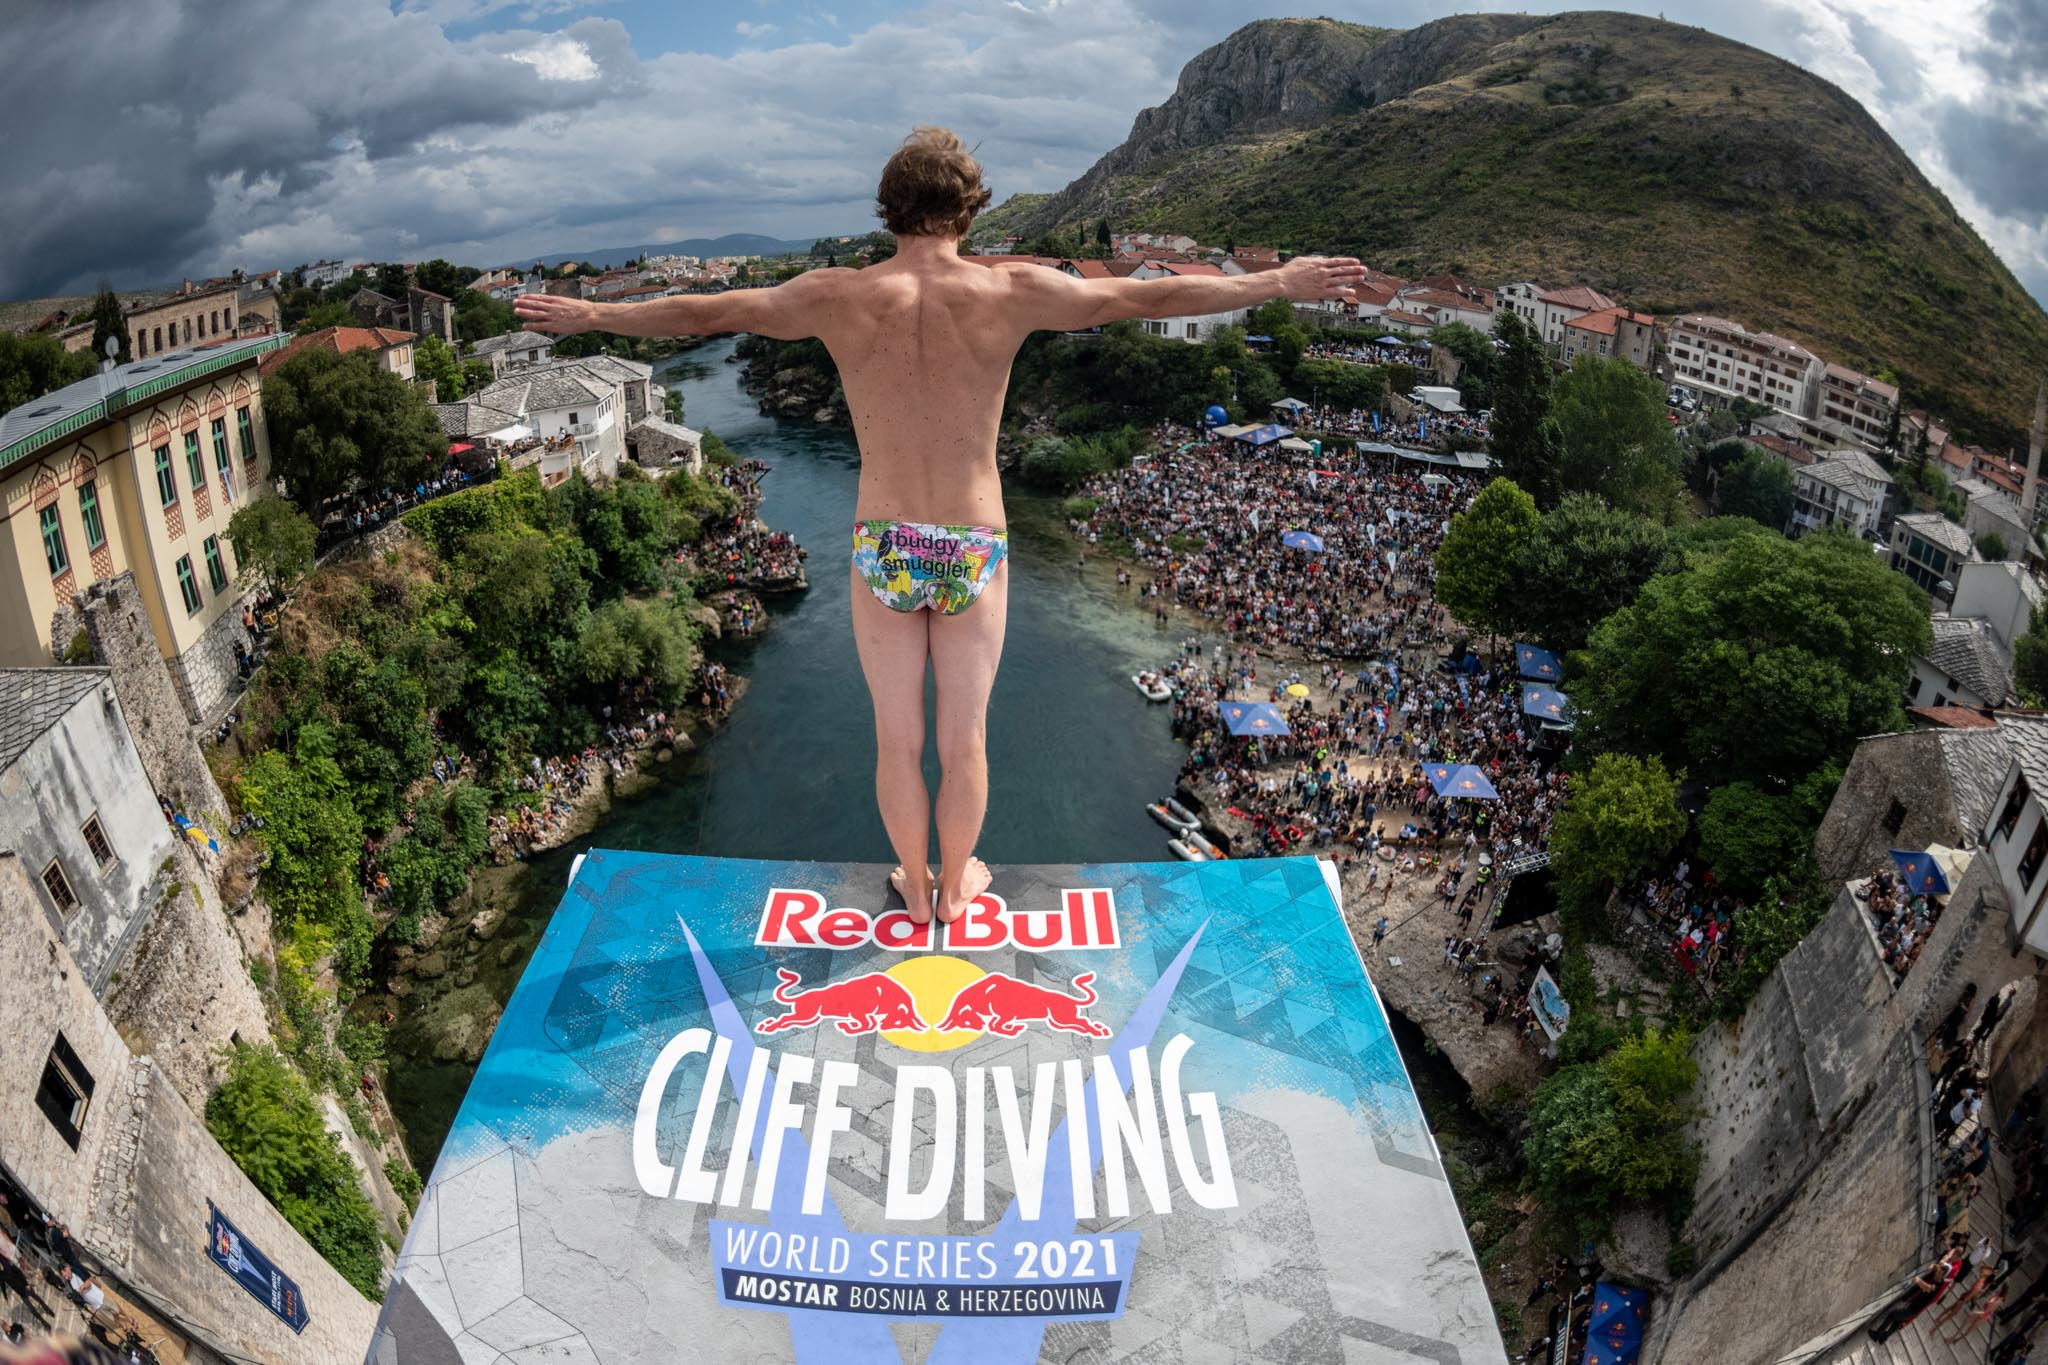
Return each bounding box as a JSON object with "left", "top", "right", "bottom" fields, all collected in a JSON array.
[{"left": 852, "top": 519, "right": 1008, "bottom": 615}]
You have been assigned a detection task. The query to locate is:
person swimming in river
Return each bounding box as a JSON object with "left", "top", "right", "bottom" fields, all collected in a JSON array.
[{"left": 516, "top": 126, "right": 1364, "bottom": 923}]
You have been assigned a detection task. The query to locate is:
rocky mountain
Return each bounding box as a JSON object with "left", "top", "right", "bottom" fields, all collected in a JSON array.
[{"left": 977, "top": 12, "right": 2048, "bottom": 446}]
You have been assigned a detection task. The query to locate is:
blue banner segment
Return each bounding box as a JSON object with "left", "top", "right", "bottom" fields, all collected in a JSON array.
[
  {"left": 712, "top": 1222, "right": 1140, "bottom": 1321},
  {"left": 206, "top": 1201, "right": 309, "bottom": 1334}
]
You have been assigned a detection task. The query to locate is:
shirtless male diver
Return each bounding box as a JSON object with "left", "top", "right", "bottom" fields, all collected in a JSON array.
[{"left": 515, "top": 127, "right": 1363, "bottom": 924}]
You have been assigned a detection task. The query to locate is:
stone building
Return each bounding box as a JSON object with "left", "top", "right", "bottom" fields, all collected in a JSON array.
[
  {"left": 0, "top": 667, "right": 176, "bottom": 993},
  {"left": 54, "top": 281, "right": 261, "bottom": 362},
  {"left": 1653, "top": 711, "right": 2048, "bottom": 1362},
  {"left": 0, "top": 334, "right": 283, "bottom": 723},
  {"left": 0, "top": 853, "right": 379, "bottom": 1364}
]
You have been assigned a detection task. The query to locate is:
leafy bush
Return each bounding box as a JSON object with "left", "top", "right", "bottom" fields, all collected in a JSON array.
[
  {"left": 1550, "top": 753, "right": 1686, "bottom": 911},
  {"left": 1524, "top": 1028, "right": 1699, "bottom": 1233},
  {"left": 206, "top": 1044, "right": 386, "bottom": 1299},
  {"left": 384, "top": 1156, "right": 423, "bottom": 1212}
]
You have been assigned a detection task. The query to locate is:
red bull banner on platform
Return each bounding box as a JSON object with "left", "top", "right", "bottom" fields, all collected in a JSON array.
[{"left": 366, "top": 853, "right": 1506, "bottom": 1363}]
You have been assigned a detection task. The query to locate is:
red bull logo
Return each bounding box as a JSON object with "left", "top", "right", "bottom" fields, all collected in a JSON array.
[
  {"left": 757, "top": 958, "right": 1107, "bottom": 1048},
  {"left": 755, "top": 886, "right": 1120, "bottom": 953},
  {"left": 756, "top": 968, "right": 929, "bottom": 1036},
  {"left": 937, "top": 972, "right": 1111, "bottom": 1038}
]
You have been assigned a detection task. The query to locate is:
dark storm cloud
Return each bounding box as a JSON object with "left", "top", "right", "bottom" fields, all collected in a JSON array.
[
  {"left": 1940, "top": 95, "right": 2048, "bottom": 217},
  {"left": 1976, "top": 0, "right": 2048, "bottom": 79},
  {"left": 0, "top": 1, "right": 633, "bottom": 297}
]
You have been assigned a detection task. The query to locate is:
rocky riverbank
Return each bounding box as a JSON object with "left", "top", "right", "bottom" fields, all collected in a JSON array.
[{"left": 734, "top": 335, "right": 849, "bottom": 426}]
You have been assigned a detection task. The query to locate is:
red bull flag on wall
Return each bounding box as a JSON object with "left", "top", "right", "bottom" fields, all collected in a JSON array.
[{"left": 366, "top": 852, "right": 1506, "bottom": 1363}]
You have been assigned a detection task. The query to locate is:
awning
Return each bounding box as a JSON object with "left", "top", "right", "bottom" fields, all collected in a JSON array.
[
  {"left": 1277, "top": 437, "right": 1314, "bottom": 452},
  {"left": 1515, "top": 643, "right": 1563, "bottom": 681},
  {"left": 1581, "top": 1282, "right": 1648, "bottom": 1365},
  {"left": 1271, "top": 397, "right": 1310, "bottom": 412},
  {"left": 1426, "top": 763, "right": 1499, "bottom": 800},
  {"left": 1522, "top": 686, "right": 1573, "bottom": 723},
  {"left": 447, "top": 442, "right": 474, "bottom": 454},
  {"left": 1212, "top": 423, "right": 1254, "bottom": 440},
  {"left": 1232, "top": 424, "right": 1293, "bottom": 447},
  {"left": 1889, "top": 849, "right": 1951, "bottom": 896},
  {"left": 1219, "top": 700, "right": 1291, "bottom": 737}
]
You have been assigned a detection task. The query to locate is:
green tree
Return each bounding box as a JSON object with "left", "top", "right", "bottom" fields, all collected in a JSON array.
[
  {"left": 226, "top": 495, "right": 318, "bottom": 591},
  {"left": 237, "top": 724, "right": 366, "bottom": 934},
  {"left": 461, "top": 358, "right": 496, "bottom": 395},
  {"left": 375, "top": 263, "right": 410, "bottom": 298},
  {"left": 1549, "top": 753, "right": 1687, "bottom": 905},
  {"left": 1717, "top": 449, "right": 1795, "bottom": 529},
  {"left": 412, "top": 259, "right": 473, "bottom": 298},
  {"left": 2015, "top": 604, "right": 2048, "bottom": 705},
  {"left": 299, "top": 300, "right": 354, "bottom": 331},
  {"left": 206, "top": 1043, "right": 386, "bottom": 1298},
  {"left": 1979, "top": 531, "right": 2008, "bottom": 561},
  {"left": 1695, "top": 764, "right": 1839, "bottom": 894},
  {"left": 262, "top": 348, "right": 447, "bottom": 513},
  {"left": 1509, "top": 495, "right": 1671, "bottom": 650},
  {"left": 1576, "top": 528, "right": 1932, "bottom": 785},
  {"left": 1524, "top": 1029, "right": 1700, "bottom": 1232},
  {"left": 1434, "top": 477, "right": 1540, "bottom": 639},
  {"left": 414, "top": 334, "right": 465, "bottom": 400},
  {"left": 1487, "top": 314, "right": 1557, "bottom": 504},
  {"left": 87, "top": 282, "right": 131, "bottom": 365},
  {"left": 1550, "top": 355, "right": 1685, "bottom": 518},
  {"left": 1094, "top": 218, "right": 1111, "bottom": 251},
  {"left": 0, "top": 331, "right": 96, "bottom": 418}
]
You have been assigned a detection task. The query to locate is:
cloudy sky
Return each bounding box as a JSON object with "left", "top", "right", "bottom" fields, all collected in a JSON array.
[{"left": 6, "top": 0, "right": 2045, "bottom": 305}]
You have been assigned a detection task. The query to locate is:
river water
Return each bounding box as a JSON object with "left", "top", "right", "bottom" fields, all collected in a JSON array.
[{"left": 386, "top": 335, "right": 1203, "bottom": 1167}]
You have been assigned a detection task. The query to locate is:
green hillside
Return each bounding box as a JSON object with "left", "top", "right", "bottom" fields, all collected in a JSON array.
[{"left": 977, "top": 11, "right": 2048, "bottom": 448}]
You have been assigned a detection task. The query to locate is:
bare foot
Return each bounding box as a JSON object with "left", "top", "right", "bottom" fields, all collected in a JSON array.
[
  {"left": 892, "top": 865, "right": 935, "bottom": 924},
  {"left": 935, "top": 857, "right": 992, "bottom": 923}
]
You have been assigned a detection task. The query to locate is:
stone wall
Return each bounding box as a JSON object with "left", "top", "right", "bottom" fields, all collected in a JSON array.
[
  {"left": 0, "top": 852, "right": 378, "bottom": 1365},
  {"left": 101, "top": 844, "right": 274, "bottom": 1108},
  {"left": 72, "top": 571, "right": 227, "bottom": 819},
  {"left": 1811, "top": 727, "right": 1998, "bottom": 885},
  {"left": 166, "top": 590, "right": 254, "bottom": 729},
  {"left": 1653, "top": 852, "right": 2048, "bottom": 1363}
]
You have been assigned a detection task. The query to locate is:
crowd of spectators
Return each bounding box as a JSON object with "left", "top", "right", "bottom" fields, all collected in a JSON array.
[
  {"left": 1621, "top": 863, "right": 1745, "bottom": 989},
  {"left": 1069, "top": 432, "right": 1464, "bottom": 656},
  {"left": 316, "top": 464, "right": 483, "bottom": 552},
  {"left": 1860, "top": 861, "right": 1950, "bottom": 979}
]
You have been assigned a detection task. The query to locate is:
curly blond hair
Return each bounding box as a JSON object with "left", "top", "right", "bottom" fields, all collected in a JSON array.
[{"left": 875, "top": 126, "right": 991, "bottom": 239}]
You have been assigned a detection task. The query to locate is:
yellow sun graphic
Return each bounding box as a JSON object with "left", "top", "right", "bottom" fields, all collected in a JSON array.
[{"left": 882, "top": 954, "right": 986, "bottom": 1052}]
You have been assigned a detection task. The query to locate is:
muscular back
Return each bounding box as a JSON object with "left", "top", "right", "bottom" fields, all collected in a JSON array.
[{"left": 811, "top": 255, "right": 1024, "bottom": 527}]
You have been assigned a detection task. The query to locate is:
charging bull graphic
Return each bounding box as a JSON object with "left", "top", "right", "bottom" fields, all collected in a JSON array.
[
  {"left": 937, "top": 971, "right": 1112, "bottom": 1038},
  {"left": 756, "top": 968, "right": 928, "bottom": 1035}
]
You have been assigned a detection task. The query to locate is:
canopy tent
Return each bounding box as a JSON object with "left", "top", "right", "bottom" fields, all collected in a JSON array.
[
  {"left": 1426, "top": 764, "right": 1499, "bottom": 800},
  {"left": 1376, "top": 335, "right": 1404, "bottom": 345},
  {"left": 1270, "top": 397, "right": 1311, "bottom": 414},
  {"left": 1280, "top": 530, "right": 1325, "bottom": 553},
  {"left": 1522, "top": 686, "right": 1573, "bottom": 724},
  {"left": 1277, "top": 436, "right": 1314, "bottom": 453},
  {"left": 1232, "top": 424, "right": 1294, "bottom": 447},
  {"left": 1219, "top": 700, "right": 1291, "bottom": 737},
  {"left": 1581, "top": 1282, "right": 1648, "bottom": 1365},
  {"left": 1244, "top": 334, "right": 1273, "bottom": 343},
  {"left": 1515, "top": 643, "right": 1564, "bottom": 682},
  {"left": 446, "top": 442, "right": 475, "bottom": 455},
  {"left": 1211, "top": 423, "right": 1254, "bottom": 441},
  {"left": 1890, "top": 849, "right": 1952, "bottom": 896}
]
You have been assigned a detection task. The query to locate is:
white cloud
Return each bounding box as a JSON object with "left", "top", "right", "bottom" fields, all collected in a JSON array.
[
  {"left": 507, "top": 35, "right": 600, "bottom": 80},
  {"left": 735, "top": 21, "right": 778, "bottom": 38}
]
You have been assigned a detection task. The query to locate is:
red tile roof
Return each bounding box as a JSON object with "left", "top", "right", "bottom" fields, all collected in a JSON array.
[
  {"left": 1233, "top": 247, "right": 1281, "bottom": 262},
  {"left": 1155, "top": 262, "right": 1226, "bottom": 277},
  {"left": 1353, "top": 282, "right": 1398, "bottom": 308},
  {"left": 259, "top": 325, "right": 417, "bottom": 374},
  {"left": 1383, "top": 309, "right": 1435, "bottom": 327},
  {"left": 1061, "top": 260, "right": 1114, "bottom": 279},
  {"left": 1565, "top": 309, "right": 1621, "bottom": 336},
  {"left": 1539, "top": 285, "right": 1617, "bottom": 312},
  {"left": 1403, "top": 288, "right": 1486, "bottom": 313},
  {"left": 1909, "top": 705, "right": 2000, "bottom": 729}
]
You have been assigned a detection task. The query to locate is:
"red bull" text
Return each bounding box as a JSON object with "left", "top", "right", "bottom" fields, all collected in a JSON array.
[{"left": 756, "top": 887, "right": 1120, "bottom": 952}]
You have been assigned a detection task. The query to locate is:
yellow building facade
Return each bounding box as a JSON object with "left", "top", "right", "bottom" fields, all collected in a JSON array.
[{"left": 0, "top": 335, "right": 286, "bottom": 721}]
